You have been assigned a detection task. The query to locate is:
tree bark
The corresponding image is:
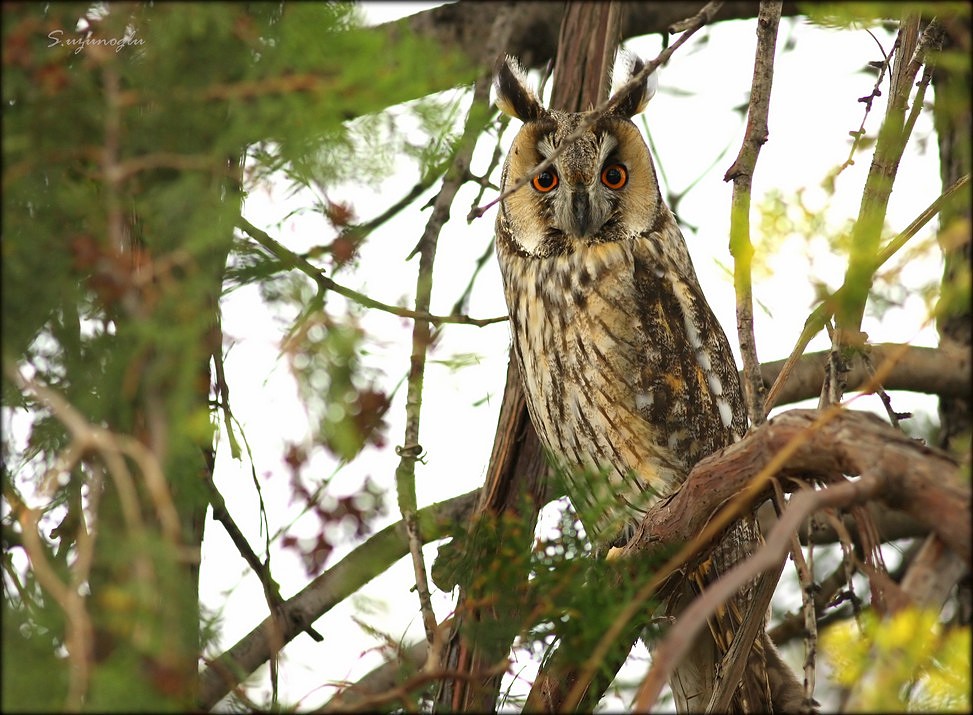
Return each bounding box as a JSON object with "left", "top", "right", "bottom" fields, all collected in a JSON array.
[
  {"left": 379, "top": 2, "right": 803, "bottom": 104},
  {"left": 623, "top": 409, "right": 969, "bottom": 567},
  {"left": 932, "top": 18, "right": 972, "bottom": 458}
]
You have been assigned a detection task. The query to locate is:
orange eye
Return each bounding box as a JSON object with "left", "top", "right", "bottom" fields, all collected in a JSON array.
[
  {"left": 532, "top": 169, "right": 558, "bottom": 193},
  {"left": 601, "top": 163, "right": 627, "bottom": 190}
]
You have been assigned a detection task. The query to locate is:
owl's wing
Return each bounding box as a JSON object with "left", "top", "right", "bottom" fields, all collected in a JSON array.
[
  {"left": 629, "top": 219, "right": 790, "bottom": 710},
  {"left": 630, "top": 223, "right": 747, "bottom": 472}
]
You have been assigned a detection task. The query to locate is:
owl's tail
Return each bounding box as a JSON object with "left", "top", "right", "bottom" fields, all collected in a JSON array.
[{"left": 667, "top": 515, "right": 809, "bottom": 713}]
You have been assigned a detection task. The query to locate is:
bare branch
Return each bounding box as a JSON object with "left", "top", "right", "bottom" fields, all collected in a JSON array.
[
  {"left": 726, "top": 1, "right": 782, "bottom": 426},
  {"left": 626, "top": 409, "right": 968, "bottom": 564},
  {"left": 774, "top": 479, "right": 818, "bottom": 704},
  {"left": 394, "top": 66, "right": 495, "bottom": 648},
  {"left": 632, "top": 393, "right": 964, "bottom": 710},
  {"left": 900, "top": 534, "right": 968, "bottom": 612},
  {"left": 767, "top": 562, "right": 850, "bottom": 645},
  {"left": 760, "top": 342, "right": 971, "bottom": 406}
]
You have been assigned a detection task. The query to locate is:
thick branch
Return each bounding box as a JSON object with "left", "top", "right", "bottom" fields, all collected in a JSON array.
[
  {"left": 386, "top": 2, "right": 803, "bottom": 101},
  {"left": 624, "top": 408, "right": 968, "bottom": 709},
  {"left": 625, "top": 409, "right": 968, "bottom": 565},
  {"left": 758, "top": 343, "right": 971, "bottom": 406},
  {"left": 197, "top": 491, "right": 477, "bottom": 710},
  {"left": 758, "top": 500, "right": 925, "bottom": 547},
  {"left": 635, "top": 474, "right": 884, "bottom": 710}
]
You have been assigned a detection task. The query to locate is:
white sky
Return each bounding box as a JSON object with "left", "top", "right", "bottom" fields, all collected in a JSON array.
[{"left": 199, "top": 4, "right": 943, "bottom": 711}]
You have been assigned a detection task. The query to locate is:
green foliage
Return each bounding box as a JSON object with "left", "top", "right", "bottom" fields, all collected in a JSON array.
[
  {"left": 2, "top": 600, "right": 69, "bottom": 712},
  {"left": 437, "top": 494, "right": 665, "bottom": 691},
  {"left": 822, "top": 608, "right": 971, "bottom": 711},
  {"left": 801, "top": 2, "right": 970, "bottom": 28},
  {"left": 752, "top": 186, "right": 945, "bottom": 327},
  {"left": 284, "top": 310, "right": 390, "bottom": 461},
  {"left": 2, "top": 2, "right": 472, "bottom": 709}
]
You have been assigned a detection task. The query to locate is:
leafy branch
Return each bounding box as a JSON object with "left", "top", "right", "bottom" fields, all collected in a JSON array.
[
  {"left": 763, "top": 171, "right": 969, "bottom": 414},
  {"left": 235, "top": 216, "right": 506, "bottom": 327}
]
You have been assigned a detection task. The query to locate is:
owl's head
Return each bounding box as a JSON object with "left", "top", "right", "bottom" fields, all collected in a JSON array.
[{"left": 495, "top": 55, "right": 661, "bottom": 257}]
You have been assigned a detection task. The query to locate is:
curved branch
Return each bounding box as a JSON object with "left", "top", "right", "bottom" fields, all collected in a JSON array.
[
  {"left": 236, "top": 217, "right": 506, "bottom": 327},
  {"left": 536, "top": 407, "right": 968, "bottom": 713},
  {"left": 627, "top": 408, "right": 968, "bottom": 565},
  {"left": 634, "top": 473, "right": 884, "bottom": 710}
]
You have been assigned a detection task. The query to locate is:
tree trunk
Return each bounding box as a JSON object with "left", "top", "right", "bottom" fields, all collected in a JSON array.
[
  {"left": 931, "top": 15, "right": 971, "bottom": 628},
  {"left": 932, "top": 20, "right": 971, "bottom": 458},
  {"left": 433, "top": 4, "right": 622, "bottom": 711}
]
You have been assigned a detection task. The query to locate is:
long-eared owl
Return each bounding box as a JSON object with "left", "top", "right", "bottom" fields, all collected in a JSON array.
[{"left": 492, "top": 55, "right": 805, "bottom": 713}]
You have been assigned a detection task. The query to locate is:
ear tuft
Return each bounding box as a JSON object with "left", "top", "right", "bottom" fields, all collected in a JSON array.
[
  {"left": 610, "top": 53, "right": 657, "bottom": 118},
  {"left": 494, "top": 56, "right": 545, "bottom": 122}
]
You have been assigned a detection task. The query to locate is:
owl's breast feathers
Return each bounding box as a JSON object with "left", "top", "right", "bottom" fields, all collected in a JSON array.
[{"left": 496, "top": 210, "right": 746, "bottom": 544}]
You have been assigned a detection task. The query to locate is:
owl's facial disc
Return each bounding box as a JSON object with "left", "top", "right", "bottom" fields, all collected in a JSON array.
[{"left": 535, "top": 128, "right": 620, "bottom": 241}]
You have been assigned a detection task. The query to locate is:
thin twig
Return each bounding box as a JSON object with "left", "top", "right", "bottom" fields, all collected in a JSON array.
[
  {"left": 196, "top": 488, "right": 478, "bottom": 709},
  {"left": 773, "top": 478, "right": 818, "bottom": 703},
  {"left": 236, "top": 217, "right": 507, "bottom": 327},
  {"left": 204, "top": 477, "right": 323, "bottom": 642},
  {"left": 725, "top": 1, "right": 782, "bottom": 427},
  {"left": 821, "top": 509, "right": 864, "bottom": 625},
  {"left": 394, "top": 73, "right": 495, "bottom": 646},
  {"left": 207, "top": 343, "right": 323, "bottom": 642},
  {"left": 467, "top": 0, "right": 725, "bottom": 221},
  {"left": 767, "top": 562, "right": 849, "bottom": 645},
  {"left": 828, "top": 28, "right": 893, "bottom": 182}
]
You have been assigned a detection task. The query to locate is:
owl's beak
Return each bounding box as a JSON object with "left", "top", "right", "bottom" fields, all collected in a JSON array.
[{"left": 569, "top": 188, "right": 594, "bottom": 238}]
